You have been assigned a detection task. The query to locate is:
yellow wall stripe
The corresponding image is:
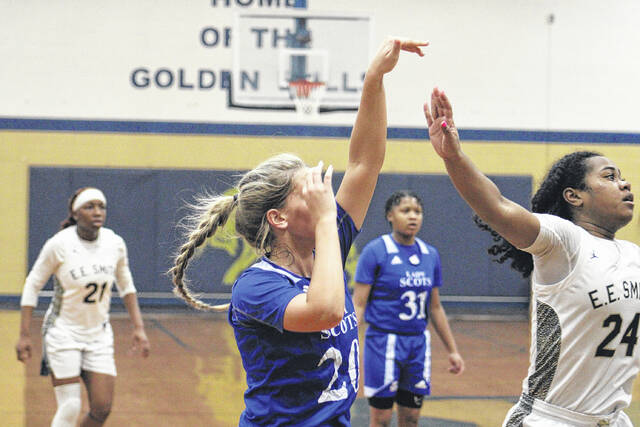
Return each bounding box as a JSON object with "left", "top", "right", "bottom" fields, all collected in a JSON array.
[{"left": 2, "top": 131, "right": 639, "bottom": 294}]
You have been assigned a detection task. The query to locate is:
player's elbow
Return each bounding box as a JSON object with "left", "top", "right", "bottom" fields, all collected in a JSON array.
[
  {"left": 315, "top": 306, "right": 345, "bottom": 330},
  {"left": 348, "top": 155, "right": 385, "bottom": 177}
]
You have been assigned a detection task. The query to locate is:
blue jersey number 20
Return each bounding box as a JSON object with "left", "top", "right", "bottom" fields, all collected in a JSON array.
[{"left": 317, "top": 339, "right": 359, "bottom": 403}]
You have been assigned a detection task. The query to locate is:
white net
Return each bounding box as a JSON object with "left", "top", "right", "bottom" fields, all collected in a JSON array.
[{"left": 288, "top": 80, "right": 326, "bottom": 116}]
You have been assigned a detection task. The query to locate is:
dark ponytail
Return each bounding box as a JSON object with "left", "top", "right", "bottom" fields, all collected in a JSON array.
[
  {"left": 59, "top": 187, "right": 89, "bottom": 230},
  {"left": 475, "top": 151, "right": 601, "bottom": 278}
]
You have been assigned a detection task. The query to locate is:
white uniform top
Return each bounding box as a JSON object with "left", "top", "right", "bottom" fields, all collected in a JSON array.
[
  {"left": 521, "top": 213, "right": 640, "bottom": 415},
  {"left": 20, "top": 226, "right": 136, "bottom": 337}
]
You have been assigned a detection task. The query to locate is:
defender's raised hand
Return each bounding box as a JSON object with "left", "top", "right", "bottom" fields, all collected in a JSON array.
[{"left": 424, "top": 88, "right": 461, "bottom": 161}]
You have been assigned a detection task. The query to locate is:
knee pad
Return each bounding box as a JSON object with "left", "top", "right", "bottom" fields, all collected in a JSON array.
[
  {"left": 368, "top": 396, "right": 395, "bottom": 410},
  {"left": 396, "top": 389, "right": 424, "bottom": 409},
  {"left": 51, "top": 382, "right": 82, "bottom": 427}
]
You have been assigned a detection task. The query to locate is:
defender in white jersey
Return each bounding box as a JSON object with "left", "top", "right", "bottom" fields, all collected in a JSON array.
[
  {"left": 170, "top": 39, "right": 429, "bottom": 426},
  {"left": 424, "top": 88, "right": 638, "bottom": 426},
  {"left": 16, "top": 187, "right": 150, "bottom": 427}
]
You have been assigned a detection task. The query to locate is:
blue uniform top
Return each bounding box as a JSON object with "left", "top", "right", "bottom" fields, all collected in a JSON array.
[
  {"left": 354, "top": 234, "right": 442, "bottom": 335},
  {"left": 229, "top": 203, "right": 360, "bottom": 427}
]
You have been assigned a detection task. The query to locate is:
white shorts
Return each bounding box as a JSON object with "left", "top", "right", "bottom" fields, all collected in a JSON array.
[
  {"left": 503, "top": 394, "right": 632, "bottom": 427},
  {"left": 43, "top": 322, "right": 117, "bottom": 379}
]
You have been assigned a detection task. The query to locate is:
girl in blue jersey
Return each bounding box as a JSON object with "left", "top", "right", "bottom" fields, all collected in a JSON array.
[
  {"left": 170, "top": 38, "right": 428, "bottom": 426},
  {"left": 353, "top": 190, "right": 464, "bottom": 427}
]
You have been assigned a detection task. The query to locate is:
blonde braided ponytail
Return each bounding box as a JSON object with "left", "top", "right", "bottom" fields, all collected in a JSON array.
[
  {"left": 171, "top": 194, "right": 237, "bottom": 311},
  {"left": 171, "top": 153, "right": 306, "bottom": 311}
]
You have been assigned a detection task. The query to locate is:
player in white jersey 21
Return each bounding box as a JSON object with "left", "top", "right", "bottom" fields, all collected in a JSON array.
[
  {"left": 353, "top": 190, "right": 464, "bottom": 427},
  {"left": 423, "top": 88, "right": 638, "bottom": 426},
  {"left": 16, "top": 187, "right": 150, "bottom": 427},
  {"left": 170, "top": 38, "right": 429, "bottom": 426}
]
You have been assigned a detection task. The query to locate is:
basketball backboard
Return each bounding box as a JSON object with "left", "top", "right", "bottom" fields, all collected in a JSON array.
[{"left": 230, "top": 10, "right": 373, "bottom": 114}]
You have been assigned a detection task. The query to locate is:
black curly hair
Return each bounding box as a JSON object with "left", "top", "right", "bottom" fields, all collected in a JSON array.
[{"left": 475, "top": 151, "right": 601, "bottom": 278}]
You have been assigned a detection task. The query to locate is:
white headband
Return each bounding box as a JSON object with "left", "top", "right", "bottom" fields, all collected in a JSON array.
[{"left": 72, "top": 188, "right": 107, "bottom": 212}]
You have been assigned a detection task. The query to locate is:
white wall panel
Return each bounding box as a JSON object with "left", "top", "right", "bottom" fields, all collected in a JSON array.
[{"left": 2, "top": 0, "right": 639, "bottom": 131}]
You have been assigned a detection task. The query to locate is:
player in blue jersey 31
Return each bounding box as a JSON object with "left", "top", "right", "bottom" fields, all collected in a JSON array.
[
  {"left": 353, "top": 190, "right": 464, "bottom": 427},
  {"left": 170, "top": 38, "right": 428, "bottom": 426},
  {"left": 424, "top": 88, "right": 639, "bottom": 426}
]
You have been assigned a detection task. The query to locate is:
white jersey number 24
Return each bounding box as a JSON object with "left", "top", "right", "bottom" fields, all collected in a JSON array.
[{"left": 595, "top": 313, "right": 640, "bottom": 358}]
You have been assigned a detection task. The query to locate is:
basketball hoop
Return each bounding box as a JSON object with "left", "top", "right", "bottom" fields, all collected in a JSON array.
[{"left": 288, "top": 79, "right": 326, "bottom": 116}]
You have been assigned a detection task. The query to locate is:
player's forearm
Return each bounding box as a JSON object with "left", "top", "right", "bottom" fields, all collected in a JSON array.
[
  {"left": 443, "top": 152, "right": 539, "bottom": 249},
  {"left": 122, "top": 293, "right": 145, "bottom": 330},
  {"left": 430, "top": 306, "right": 459, "bottom": 354},
  {"left": 354, "top": 305, "right": 365, "bottom": 328},
  {"left": 443, "top": 153, "right": 505, "bottom": 223},
  {"left": 352, "top": 283, "right": 371, "bottom": 327},
  {"left": 348, "top": 72, "right": 386, "bottom": 171},
  {"left": 19, "top": 306, "right": 34, "bottom": 337},
  {"left": 307, "top": 217, "right": 345, "bottom": 322}
]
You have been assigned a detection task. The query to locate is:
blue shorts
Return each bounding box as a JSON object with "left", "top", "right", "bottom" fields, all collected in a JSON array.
[{"left": 363, "top": 327, "right": 431, "bottom": 398}]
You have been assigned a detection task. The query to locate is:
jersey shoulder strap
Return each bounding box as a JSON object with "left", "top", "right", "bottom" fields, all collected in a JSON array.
[
  {"left": 415, "top": 237, "right": 430, "bottom": 255},
  {"left": 381, "top": 234, "right": 399, "bottom": 254},
  {"left": 376, "top": 234, "right": 401, "bottom": 281},
  {"left": 381, "top": 234, "right": 430, "bottom": 255}
]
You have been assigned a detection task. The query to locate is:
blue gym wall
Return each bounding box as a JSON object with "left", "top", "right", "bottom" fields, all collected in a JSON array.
[{"left": 28, "top": 166, "right": 531, "bottom": 309}]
